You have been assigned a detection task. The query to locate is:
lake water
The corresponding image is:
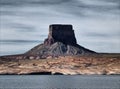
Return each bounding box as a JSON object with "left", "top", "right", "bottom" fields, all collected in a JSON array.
[{"left": 0, "top": 75, "right": 120, "bottom": 89}]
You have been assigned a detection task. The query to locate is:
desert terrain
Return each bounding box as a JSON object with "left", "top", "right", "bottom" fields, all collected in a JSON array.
[{"left": 0, "top": 53, "right": 120, "bottom": 75}]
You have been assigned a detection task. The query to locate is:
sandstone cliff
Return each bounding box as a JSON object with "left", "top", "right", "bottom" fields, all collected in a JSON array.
[
  {"left": 44, "top": 24, "right": 77, "bottom": 45},
  {"left": 25, "top": 24, "right": 95, "bottom": 58}
]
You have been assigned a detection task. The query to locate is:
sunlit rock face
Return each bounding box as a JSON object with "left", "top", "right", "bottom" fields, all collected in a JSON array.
[{"left": 25, "top": 24, "right": 96, "bottom": 58}]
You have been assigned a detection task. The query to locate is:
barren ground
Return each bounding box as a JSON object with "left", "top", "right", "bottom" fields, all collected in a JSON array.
[{"left": 0, "top": 53, "right": 120, "bottom": 75}]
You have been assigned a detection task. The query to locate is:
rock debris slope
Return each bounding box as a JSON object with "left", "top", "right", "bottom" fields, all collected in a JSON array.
[{"left": 25, "top": 24, "right": 96, "bottom": 57}]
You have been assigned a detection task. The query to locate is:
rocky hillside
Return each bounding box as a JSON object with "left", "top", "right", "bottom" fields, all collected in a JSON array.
[
  {"left": 0, "top": 24, "right": 96, "bottom": 60},
  {"left": 25, "top": 24, "right": 96, "bottom": 58}
]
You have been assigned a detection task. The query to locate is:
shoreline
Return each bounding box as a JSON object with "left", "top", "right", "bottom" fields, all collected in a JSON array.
[{"left": 0, "top": 54, "right": 120, "bottom": 75}]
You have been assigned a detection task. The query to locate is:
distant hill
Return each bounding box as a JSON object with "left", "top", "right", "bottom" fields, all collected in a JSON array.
[{"left": 25, "top": 24, "right": 96, "bottom": 58}]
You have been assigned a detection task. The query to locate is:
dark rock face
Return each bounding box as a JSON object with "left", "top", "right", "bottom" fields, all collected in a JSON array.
[
  {"left": 25, "top": 24, "right": 96, "bottom": 58},
  {"left": 44, "top": 24, "right": 77, "bottom": 45}
]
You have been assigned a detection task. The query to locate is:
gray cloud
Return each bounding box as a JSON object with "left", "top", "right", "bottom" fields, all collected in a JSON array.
[
  {"left": 0, "top": 0, "right": 70, "bottom": 6},
  {"left": 10, "top": 23, "right": 36, "bottom": 32},
  {"left": 0, "top": 0, "right": 120, "bottom": 54},
  {"left": 85, "top": 33, "right": 110, "bottom": 38},
  {"left": 1, "top": 0, "right": 119, "bottom": 18}
]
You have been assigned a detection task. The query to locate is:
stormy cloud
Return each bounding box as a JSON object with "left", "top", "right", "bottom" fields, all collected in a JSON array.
[{"left": 0, "top": 0, "right": 120, "bottom": 55}]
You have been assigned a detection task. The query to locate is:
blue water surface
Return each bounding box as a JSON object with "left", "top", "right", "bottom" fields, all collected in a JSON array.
[{"left": 0, "top": 75, "right": 120, "bottom": 89}]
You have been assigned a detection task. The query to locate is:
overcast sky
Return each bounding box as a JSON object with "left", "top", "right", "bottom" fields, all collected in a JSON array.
[{"left": 0, "top": 0, "right": 120, "bottom": 54}]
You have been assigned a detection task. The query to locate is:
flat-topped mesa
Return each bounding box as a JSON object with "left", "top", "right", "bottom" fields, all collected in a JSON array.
[
  {"left": 0, "top": 24, "right": 96, "bottom": 59},
  {"left": 44, "top": 24, "right": 77, "bottom": 45}
]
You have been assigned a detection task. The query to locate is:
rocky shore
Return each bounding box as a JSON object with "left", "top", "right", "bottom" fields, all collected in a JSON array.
[{"left": 0, "top": 54, "right": 120, "bottom": 75}]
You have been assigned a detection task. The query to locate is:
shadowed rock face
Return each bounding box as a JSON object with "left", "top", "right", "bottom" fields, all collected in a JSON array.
[
  {"left": 25, "top": 24, "right": 96, "bottom": 58},
  {"left": 44, "top": 24, "right": 77, "bottom": 45}
]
